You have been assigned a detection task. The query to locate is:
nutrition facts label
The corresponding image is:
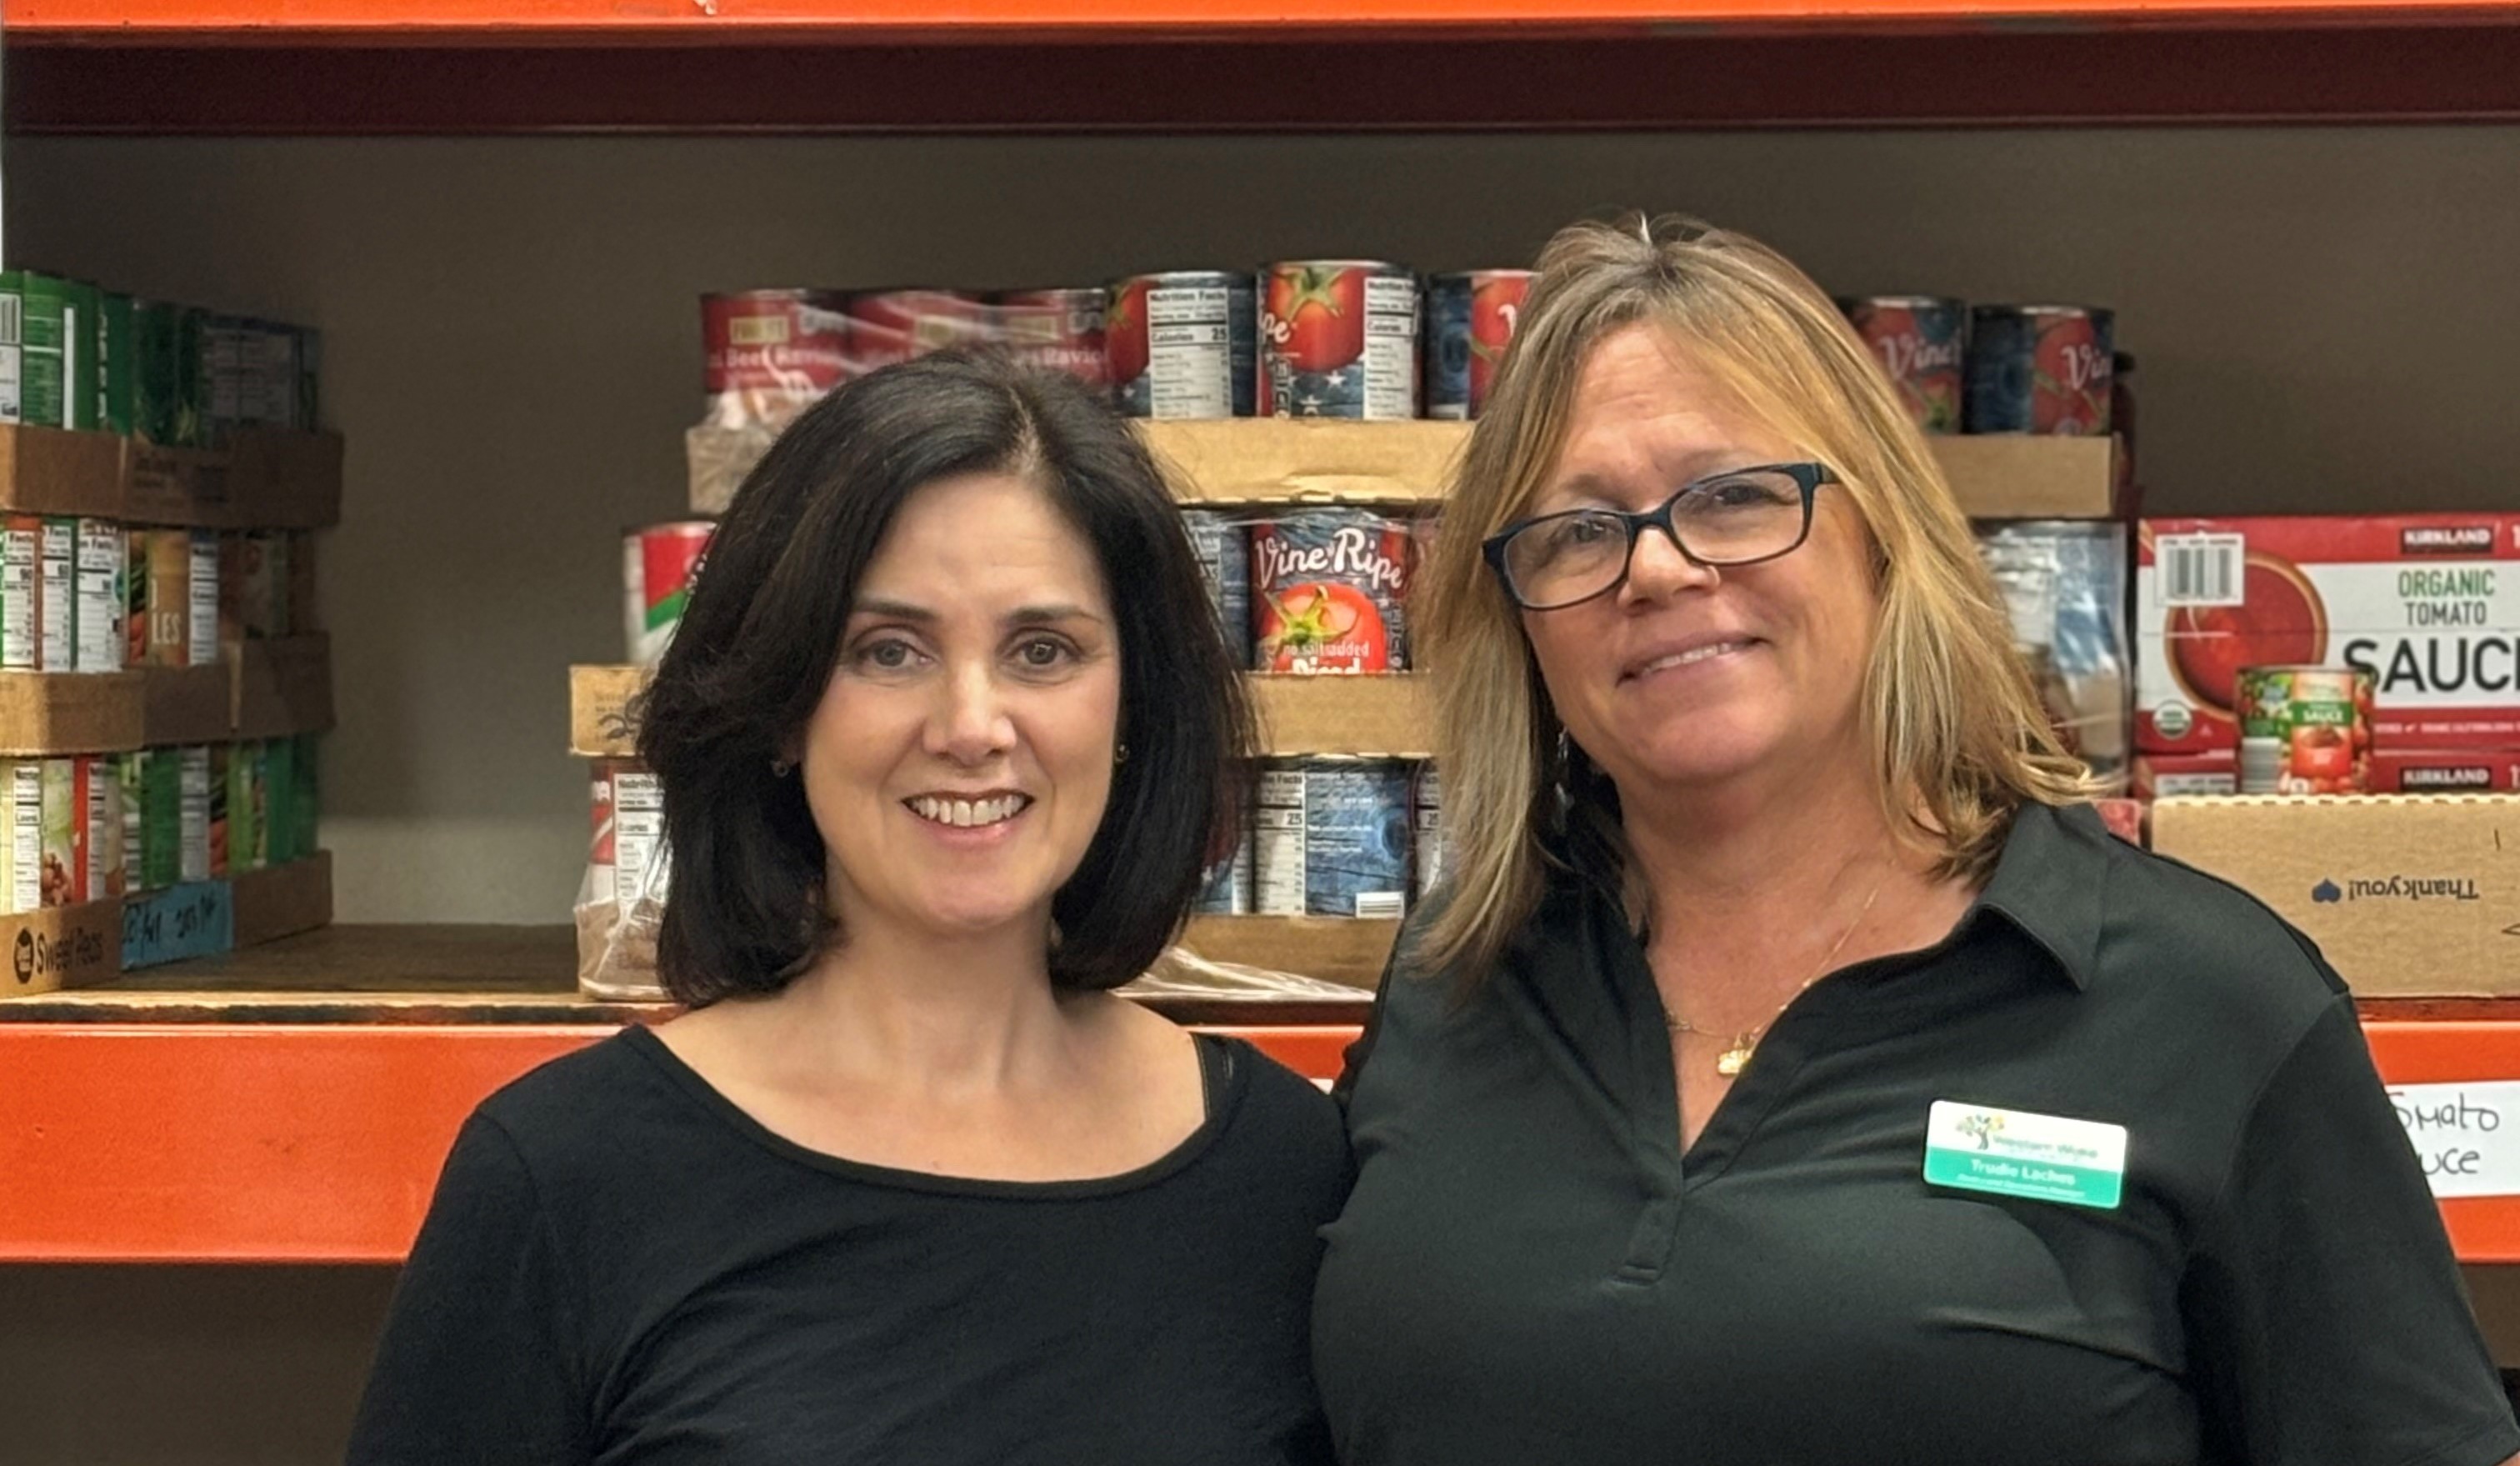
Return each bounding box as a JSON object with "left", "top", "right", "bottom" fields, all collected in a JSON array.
[
  {"left": 613, "top": 771, "right": 667, "bottom": 908},
  {"left": 180, "top": 748, "right": 212, "bottom": 883},
  {"left": 1148, "top": 285, "right": 1239, "bottom": 419},
  {"left": 1253, "top": 768, "right": 1309, "bottom": 914},
  {"left": 1362, "top": 275, "right": 1421, "bottom": 421}
]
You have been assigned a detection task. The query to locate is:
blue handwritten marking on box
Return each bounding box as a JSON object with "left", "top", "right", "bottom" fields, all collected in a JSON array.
[{"left": 122, "top": 879, "right": 237, "bottom": 969}]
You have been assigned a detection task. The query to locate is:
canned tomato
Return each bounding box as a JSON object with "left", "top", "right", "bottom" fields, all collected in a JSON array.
[
  {"left": 1412, "top": 763, "right": 1443, "bottom": 901},
  {"left": 845, "top": 289, "right": 990, "bottom": 373},
  {"left": 588, "top": 759, "right": 625, "bottom": 906},
  {"left": 1259, "top": 262, "right": 1420, "bottom": 420},
  {"left": 625, "top": 521, "right": 715, "bottom": 666},
  {"left": 1108, "top": 271, "right": 1257, "bottom": 420},
  {"left": 1248, "top": 509, "right": 1413, "bottom": 673},
  {"left": 1425, "top": 270, "right": 1532, "bottom": 421},
  {"left": 2238, "top": 666, "right": 2372, "bottom": 795},
  {"left": 1966, "top": 305, "right": 2114, "bottom": 436},
  {"left": 1253, "top": 757, "right": 1412, "bottom": 918},
  {"left": 1179, "top": 509, "right": 1252, "bottom": 665},
  {"left": 701, "top": 289, "right": 852, "bottom": 430},
  {"left": 994, "top": 288, "right": 1108, "bottom": 392},
  {"left": 1840, "top": 295, "right": 1966, "bottom": 434}
]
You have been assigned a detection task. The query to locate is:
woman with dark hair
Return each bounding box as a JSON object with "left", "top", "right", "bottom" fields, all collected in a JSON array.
[{"left": 348, "top": 352, "right": 1349, "bottom": 1464}]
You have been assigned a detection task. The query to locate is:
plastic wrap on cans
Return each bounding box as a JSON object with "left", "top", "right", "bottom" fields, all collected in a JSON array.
[
  {"left": 75, "top": 518, "right": 125, "bottom": 673},
  {"left": 994, "top": 288, "right": 1109, "bottom": 392},
  {"left": 1254, "top": 757, "right": 1412, "bottom": 918},
  {"left": 1259, "top": 263, "right": 1420, "bottom": 420},
  {"left": 1412, "top": 763, "right": 1442, "bottom": 901},
  {"left": 625, "top": 521, "right": 716, "bottom": 666},
  {"left": 1248, "top": 508, "right": 1413, "bottom": 673},
  {"left": 1966, "top": 305, "right": 2114, "bottom": 435},
  {"left": 579, "top": 760, "right": 668, "bottom": 1001},
  {"left": 1425, "top": 270, "right": 1532, "bottom": 421},
  {"left": 1839, "top": 295, "right": 1966, "bottom": 434},
  {"left": 702, "top": 290, "right": 852, "bottom": 431},
  {"left": 1978, "top": 522, "right": 2131, "bottom": 790},
  {"left": 846, "top": 289, "right": 991, "bottom": 374},
  {"left": 1108, "top": 272, "right": 1257, "bottom": 419},
  {"left": 1180, "top": 509, "right": 1252, "bottom": 666},
  {"left": 2238, "top": 667, "right": 2373, "bottom": 795}
]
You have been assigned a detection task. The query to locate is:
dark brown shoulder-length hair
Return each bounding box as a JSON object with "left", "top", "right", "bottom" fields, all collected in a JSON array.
[{"left": 636, "top": 349, "right": 1253, "bottom": 1007}]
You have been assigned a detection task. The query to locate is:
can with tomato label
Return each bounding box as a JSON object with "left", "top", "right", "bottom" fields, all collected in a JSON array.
[
  {"left": 1425, "top": 270, "right": 1532, "bottom": 421},
  {"left": 1965, "top": 305, "right": 2114, "bottom": 436},
  {"left": 1840, "top": 295, "right": 1966, "bottom": 434},
  {"left": 846, "top": 289, "right": 991, "bottom": 373},
  {"left": 1180, "top": 509, "right": 1252, "bottom": 665},
  {"left": 702, "top": 290, "right": 852, "bottom": 431},
  {"left": 1248, "top": 509, "right": 1413, "bottom": 673},
  {"left": 2238, "top": 666, "right": 2372, "bottom": 795},
  {"left": 1259, "top": 262, "right": 1419, "bottom": 420},
  {"left": 993, "top": 288, "right": 1108, "bottom": 393},
  {"left": 1107, "top": 271, "right": 1256, "bottom": 420},
  {"left": 624, "top": 521, "right": 716, "bottom": 666},
  {"left": 1253, "top": 757, "right": 1412, "bottom": 918}
]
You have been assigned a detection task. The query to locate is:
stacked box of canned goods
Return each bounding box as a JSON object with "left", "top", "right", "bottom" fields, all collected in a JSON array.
[{"left": 0, "top": 269, "right": 319, "bottom": 443}]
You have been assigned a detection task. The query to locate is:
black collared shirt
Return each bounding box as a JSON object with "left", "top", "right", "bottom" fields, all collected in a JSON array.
[{"left": 1314, "top": 801, "right": 2520, "bottom": 1466}]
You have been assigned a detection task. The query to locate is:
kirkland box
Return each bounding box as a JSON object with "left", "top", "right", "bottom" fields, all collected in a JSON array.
[
  {"left": 2148, "top": 795, "right": 2520, "bottom": 996},
  {"left": 2137, "top": 514, "right": 2520, "bottom": 756}
]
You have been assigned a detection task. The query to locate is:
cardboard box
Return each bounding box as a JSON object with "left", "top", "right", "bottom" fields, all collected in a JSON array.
[
  {"left": 0, "top": 896, "right": 122, "bottom": 997},
  {"left": 141, "top": 662, "right": 235, "bottom": 746},
  {"left": 572, "top": 663, "right": 648, "bottom": 758},
  {"left": 2370, "top": 749, "right": 2520, "bottom": 794},
  {"left": 2148, "top": 795, "right": 2520, "bottom": 997},
  {"left": 1178, "top": 913, "right": 1399, "bottom": 990},
  {"left": 232, "top": 850, "right": 333, "bottom": 950},
  {"left": 0, "top": 425, "right": 126, "bottom": 518},
  {"left": 2133, "top": 751, "right": 2240, "bottom": 801},
  {"left": 232, "top": 633, "right": 334, "bottom": 740},
  {"left": 2136, "top": 514, "right": 2520, "bottom": 755},
  {"left": 1939, "top": 434, "right": 2119, "bottom": 520},
  {"left": 1139, "top": 420, "right": 1466, "bottom": 505},
  {"left": 1250, "top": 673, "right": 1430, "bottom": 757},
  {"left": 0, "top": 672, "right": 145, "bottom": 755},
  {"left": 123, "top": 443, "right": 232, "bottom": 527}
]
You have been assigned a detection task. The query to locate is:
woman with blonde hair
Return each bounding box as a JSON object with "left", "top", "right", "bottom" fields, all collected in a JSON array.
[{"left": 1311, "top": 215, "right": 2518, "bottom": 1465}]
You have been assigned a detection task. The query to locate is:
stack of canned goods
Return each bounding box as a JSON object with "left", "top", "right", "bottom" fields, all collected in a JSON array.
[
  {"left": 1181, "top": 505, "right": 1428, "bottom": 674},
  {"left": 1837, "top": 296, "right": 2118, "bottom": 438},
  {"left": 0, "top": 736, "right": 320, "bottom": 915},
  {"left": 1196, "top": 757, "right": 1442, "bottom": 918},
  {"left": 700, "top": 263, "right": 1538, "bottom": 428},
  {"left": 0, "top": 520, "right": 313, "bottom": 675},
  {"left": 0, "top": 270, "right": 320, "bottom": 443}
]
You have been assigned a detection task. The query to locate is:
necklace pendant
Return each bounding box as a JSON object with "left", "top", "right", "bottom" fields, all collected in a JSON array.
[{"left": 1715, "top": 1043, "right": 1753, "bottom": 1078}]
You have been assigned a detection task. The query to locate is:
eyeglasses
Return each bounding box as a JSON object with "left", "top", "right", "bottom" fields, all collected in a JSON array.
[{"left": 1481, "top": 463, "right": 1838, "bottom": 612}]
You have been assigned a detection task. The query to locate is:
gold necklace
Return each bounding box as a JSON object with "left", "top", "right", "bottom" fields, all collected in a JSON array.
[{"left": 1664, "top": 875, "right": 1886, "bottom": 1078}]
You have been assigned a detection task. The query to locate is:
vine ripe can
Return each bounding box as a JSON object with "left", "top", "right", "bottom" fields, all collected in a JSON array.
[
  {"left": 1840, "top": 295, "right": 1966, "bottom": 434},
  {"left": 1965, "top": 304, "right": 2115, "bottom": 436},
  {"left": 1180, "top": 508, "right": 1252, "bottom": 665},
  {"left": 1259, "top": 262, "right": 1420, "bottom": 420},
  {"left": 1248, "top": 508, "right": 1413, "bottom": 673},
  {"left": 2238, "top": 665, "right": 2373, "bottom": 794},
  {"left": 1425, "top": 270, "right": 1533, "bottom": 421},
  {"left": 993, "top": 288, "right": 1108, "bottom": 393},
  {"left": 1107, "top": 271, "right": 1257, "bottom": 419},
  {"left": 1253, "top": 756, "right": 1412, "bottom": 918},
  {"left": 624, "top": 521, "right": 716, "bottom": 666},
  {"left": 700, "top": 290, "right": 852, "bottom": 430}
]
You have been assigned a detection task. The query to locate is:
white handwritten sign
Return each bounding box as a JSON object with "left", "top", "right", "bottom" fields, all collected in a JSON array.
[{"left": 2389, "top": 1081, "right": 2520, "bottom": 1199}]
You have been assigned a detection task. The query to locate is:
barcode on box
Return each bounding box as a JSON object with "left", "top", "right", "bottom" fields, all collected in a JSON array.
[
  {"left": 2158, "top": 533, "right": 2245, "bottom": 608},
  {"left": 1354, "top": 891, "right": 1406, "bottom": 919}
]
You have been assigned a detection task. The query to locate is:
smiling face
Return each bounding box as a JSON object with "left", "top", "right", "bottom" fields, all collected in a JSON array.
[
  {"left": 1518, "top": 323, "right": 1881, "bottom": 802},
  {"left": 800, "top": 470, "right": 1122, "bottom": 944}
]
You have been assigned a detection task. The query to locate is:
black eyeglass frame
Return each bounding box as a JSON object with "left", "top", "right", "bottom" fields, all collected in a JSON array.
[{"left": 1479, "top": 462, "right": 1839, "bottom": 612}]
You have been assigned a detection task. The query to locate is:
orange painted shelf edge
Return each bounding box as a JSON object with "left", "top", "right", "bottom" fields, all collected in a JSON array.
[
  {"left": 8, "top": 1010, "right": 2520, "bottom": 1263},
  {"left": 8, "top": 0, "right": 2513, "bottom": 35},
  {"left": 0, "top": 1020, "right": 1361, "bottom": 1264}
]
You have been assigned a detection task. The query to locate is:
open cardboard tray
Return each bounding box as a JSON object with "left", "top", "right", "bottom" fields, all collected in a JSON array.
[{"left": 0, "top": 423, "right": 343, "bottom": 530}]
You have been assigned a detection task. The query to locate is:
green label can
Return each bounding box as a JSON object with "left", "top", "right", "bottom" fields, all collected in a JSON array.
[
  {"left": 98, "top": 292, "right": 136, "bottom": 435},
  {"left": 0, "top": 272, "right": 23, "bottom": 424},
  {"left": 265, "top": 737, "right": 298, "bottom": 866},
  {"left": 133, "top": 301, "right": 185, "bottom": 445},
  {"left": 228, "top": 740, "right": 266, "bottom": 873},
  {"left": 18, "top": 273, "right": 76, "bottom": 430},
  {"left": 63, "top": 282, "right": 102, "bottom": 431},
  {"left": 143, "top": 748, "right": 183, "bottom": 891},
  {"left": 2238, "top": 665, "right": 2373, "bottom": 795}
]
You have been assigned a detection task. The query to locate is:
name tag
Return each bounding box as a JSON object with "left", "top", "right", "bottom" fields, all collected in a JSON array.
[{"left": 1923, "top": 1101, "right": 2127, "bottom": 1210}]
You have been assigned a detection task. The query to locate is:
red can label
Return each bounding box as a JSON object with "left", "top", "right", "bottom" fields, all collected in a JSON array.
[
  {"left": 994, "top": 288, "right": 1109, "bottom": 391},
  {"left": 1259, "top": 263, "right": 1419, "bottom": 420},
  {"left": 701, "top": 291, "right": 851, "bottom": 428},
  {"left": 846, "top": 289, "right": 991, "bottom": 372},
  {"left": 626, "top": 521, "right": 715, "bottom": 665},
  {"left": 1841, "top": 296, "right": 1965, "bottom": 433},
  {"left": 1248, "top": 509, "right": 1414, "bottom": 673},
  {"left": 1427, "top": 271, "right": 1533, "bottom": 421}
]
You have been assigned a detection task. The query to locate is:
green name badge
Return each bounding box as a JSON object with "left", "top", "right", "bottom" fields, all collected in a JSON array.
[{"left": 1924, "top": 1100, "right": 2127, "bottom": 1210}]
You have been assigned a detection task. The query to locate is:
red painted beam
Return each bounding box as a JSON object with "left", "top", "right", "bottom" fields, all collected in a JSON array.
[{"left": 9, "top": 25, "right": 2519, "bottom": 133}]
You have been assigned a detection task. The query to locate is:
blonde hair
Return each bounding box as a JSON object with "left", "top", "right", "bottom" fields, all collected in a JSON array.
[{"left": 1415, "top": 213, "right": 2094, "bottom": 979}]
